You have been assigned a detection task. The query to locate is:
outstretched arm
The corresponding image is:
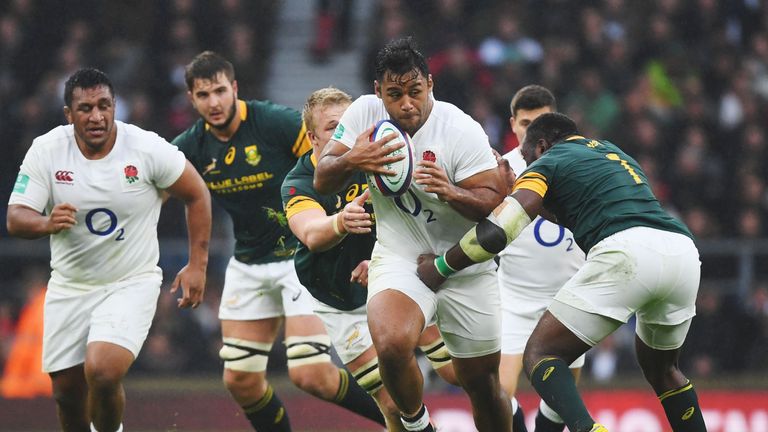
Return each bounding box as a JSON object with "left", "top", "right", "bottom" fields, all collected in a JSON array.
[
  {"left": 417, "top": 189, "right": 543, "bottom": 290},
  {"left": 288, "top": 189, "right": 372, "bottom": 252},
  {"left": 165, "top": 160, "right": 212, "bottom": 308}
]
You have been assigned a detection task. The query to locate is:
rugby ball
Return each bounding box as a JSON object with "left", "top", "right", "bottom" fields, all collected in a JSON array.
[{"left": 370, "top": 119, "right": 413, "bottom": 197}]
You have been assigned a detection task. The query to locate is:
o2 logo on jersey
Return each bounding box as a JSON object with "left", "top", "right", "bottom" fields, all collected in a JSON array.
[
  {"left": 533, "top": 218, "right": 573, "bottom": 251},
  {"left": 394, "top": 190, "right": 436, "bottom": 223},
  {"left": 85, "top": 208, "right": 125, "bottom": 241}
]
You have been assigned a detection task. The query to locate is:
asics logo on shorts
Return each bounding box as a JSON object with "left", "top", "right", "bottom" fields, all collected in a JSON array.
[{"left": 55, "top": 170, "right": 74, "bottom": 183}]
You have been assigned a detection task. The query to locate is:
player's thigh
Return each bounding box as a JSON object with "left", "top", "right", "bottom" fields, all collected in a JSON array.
[
  {"left": 43, "top": 277, "right": 160, "bottom": 373},
  {"left": 636, "top": 234, "right": 700, "bottom": 349},
  {"left": 367, "top": 245, "right": 438, "bottom": 330},
  {"left": 438, "top": 270, "right": 501, "bottom": 358},
  {"left": 221, "top": 318, "right": 283, "bottom": 343},
  {"left": 89, "top": 277, "right": 161, "bottom": 359},
  {"left": 313, "top": 301, "right": 371, "bottom": 365},
  {"left": 551, "top": 230, "right": 660, "bottom": 330},
  {"left": 43, "top": 286, "right": 100, "bottom": 373},
  {"left": 219, "top": 258, "right": 289, "bottom": 321},
  {"left": 418, "top": 324, "right": 442, "bottom": 347}
]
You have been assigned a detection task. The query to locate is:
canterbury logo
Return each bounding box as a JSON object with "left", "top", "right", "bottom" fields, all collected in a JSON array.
[
  {"left": 682, "top": 407, "right": 695, "bottom": 420},
  {"left": 541, "top": 366, "right": 555, "bottom": 381},
  {"left": 55, "top": 170, "right": 74, "bottom": 182}
]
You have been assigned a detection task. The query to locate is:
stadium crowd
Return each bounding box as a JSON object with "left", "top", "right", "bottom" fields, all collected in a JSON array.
[{"left": 1, "top": 0, "right": 767, "bottom": 384}]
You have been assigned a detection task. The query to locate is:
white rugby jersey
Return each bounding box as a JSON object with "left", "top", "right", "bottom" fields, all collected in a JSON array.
[
  {"left": 333, "top": 95, "right": 497, "bottom": 274},
  {"left": 498, "top": 148, "right": 585, "bottom": 298},
  {"left": 9, "top": 121, "right": 186, "bottom": 293}
]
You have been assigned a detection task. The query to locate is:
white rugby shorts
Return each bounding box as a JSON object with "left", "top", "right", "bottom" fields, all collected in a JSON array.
[
  {"left": 552, "top": 227, "right": 700, "bottom": 349},
  {"left": 312, "top": 299, "right": 373, "bottom": 364},
  {"left": 368, "top": 243, "right": 501, "bottom": 358},
  {"left": 43, "top": 274, "right": 161, "bottom": 373},
  {"left": 219, "top": 258, "right": 315, "bottom": 320}
]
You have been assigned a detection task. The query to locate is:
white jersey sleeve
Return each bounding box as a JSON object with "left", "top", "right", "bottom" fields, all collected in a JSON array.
[
  {"left": 9, "top": 140, "right": 51, "bottom": 213},
  {"left": 332, "top": 94, "right": 379, "bottom": 149},
  {"left": 448, "top": 120, "right": 497, "bottom": 183}
]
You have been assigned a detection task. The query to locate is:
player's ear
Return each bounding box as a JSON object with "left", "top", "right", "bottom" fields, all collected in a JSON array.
[
  {"left": 537, "top": 138, "right": 553, "bottom": 155},
  {"left": 232, "top": 80, "right": 238, "bottom": 98},
  {"left": 374, "top": 80, "right": 381, "bottom": 98},
  {"left": 426, "top": 74, "right": 434, "bottom": 91},
  {"left": 63, "top": 106, "right": 72, "bottom": 124}
]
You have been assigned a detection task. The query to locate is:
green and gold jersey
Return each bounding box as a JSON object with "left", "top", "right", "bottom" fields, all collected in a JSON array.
[
  {"left": 281, "top": 152, "right": 375, "bottom": 311},
  {"left": 173, "top": 99, "right": 311, "bottom": 264},
  {"left": 514, "top": 136, "right": 691, "bottom": 252}
]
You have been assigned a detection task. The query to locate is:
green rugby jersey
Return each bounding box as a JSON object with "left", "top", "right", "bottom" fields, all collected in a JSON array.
[
  {"left": 282, "top": 152, "right": 375, "bottom": 311},
  {"left": 173, "top": 100, "right": 311, "bottom": 264},
  {"left": 514, "top": 136, "right": 691, "bottom": 252}
]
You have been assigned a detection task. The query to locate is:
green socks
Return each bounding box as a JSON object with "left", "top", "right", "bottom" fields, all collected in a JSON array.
[
  {"left": 332, "top": 369, "right": 386, "bottom": 426},
  {"left": 658, "top": 381, "right": 707, "bottom": 431},
  {"left": 530, "top": 357, "right": 594, "bottom": 432},
  {"left": 243, "top": 385, "right": 291, "bottom": 431}
]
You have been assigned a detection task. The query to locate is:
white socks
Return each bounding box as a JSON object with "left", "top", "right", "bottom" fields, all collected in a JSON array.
[
  {"left": 90, "top": 422, "right": 123, "bottom": 432},
  {"left": 401, "top": 404, "right": 432, "bottom": 431},
  {"left": 540, "top": 399, "right": 565, "bottom": 423}
]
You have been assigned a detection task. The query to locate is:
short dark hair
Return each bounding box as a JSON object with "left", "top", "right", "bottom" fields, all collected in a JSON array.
[
  {"left": 184, "top": 51, "right": 235, "bottom": 91},
  {"left": 510, "top": 85, "right": 556, "bottom": 116},
  {"left": 524, "top": 112, "right": 578, "bottom": 147},
  {"left": 64, "top": 68, "right": 114, "bottom": 107},
  {"left": 374, "top": 37, "right": 429, "bottom": 82}
]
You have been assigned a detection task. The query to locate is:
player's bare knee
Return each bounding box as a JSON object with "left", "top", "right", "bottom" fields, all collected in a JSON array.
[
  {"left": 85, "top": 365, "right": 125, "bottom": 391},
  {"left": 222, "top": 368, "right": 264, "bottom": 392},
  {"left": 288, "top": 363, "right": 337, "bottom": 397},
  {"left": 522, "top": 351, "right": 541, "bottom": 378},
  {"left": 374, "top": 333, "right": 417, "bottom": 367}
]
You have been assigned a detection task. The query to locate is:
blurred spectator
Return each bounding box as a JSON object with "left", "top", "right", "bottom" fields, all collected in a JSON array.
[
  {"left": 309, "top": 0, "right": 354, "bottom": 63},
  {"left": 563, "top": 68, "right": 620, "bottom": 135}
]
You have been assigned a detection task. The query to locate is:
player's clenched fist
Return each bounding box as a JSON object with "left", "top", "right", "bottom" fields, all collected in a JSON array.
[
  {"left": 416, "top": 253, "right": 447, "bottom": 292},
  {"left": 47, "top": 203, "right": 78, "bottom": 234}
]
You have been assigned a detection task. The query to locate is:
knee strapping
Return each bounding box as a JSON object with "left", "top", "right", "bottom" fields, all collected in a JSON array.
[
  {"left": 219, "top": 338, "right": 272, "bottom": 372},
  {"left": 419, "top": 338, "right": 451, "bottom": 370},
  {"left": 285, "top": 335, "right": 332, "bottom": 368},
  {"left": 352, "top": 357, "right": 384, "bottom": 395}
]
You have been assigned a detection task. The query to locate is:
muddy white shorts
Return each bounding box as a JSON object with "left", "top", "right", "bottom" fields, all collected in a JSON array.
[
  {"left": 43, "top": 274, "right": 161, "bottom": 373},
  {"left": 219, "top": 258, "right": 315, "bottom": 320}
]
